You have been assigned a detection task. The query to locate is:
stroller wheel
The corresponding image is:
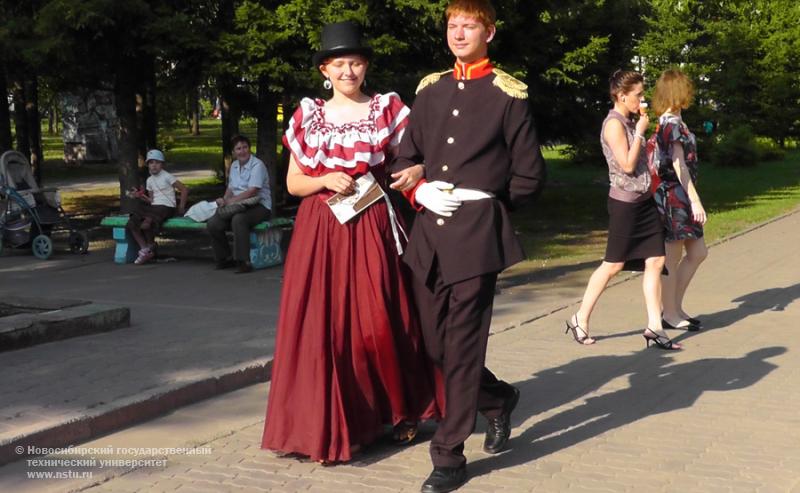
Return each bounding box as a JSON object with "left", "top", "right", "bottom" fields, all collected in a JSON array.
[
  {"left": 69, "top": 231, "right": 89, "bottom": 254},
  {"left": 32, "top": 234, "right": 53, "bottom": 260}
]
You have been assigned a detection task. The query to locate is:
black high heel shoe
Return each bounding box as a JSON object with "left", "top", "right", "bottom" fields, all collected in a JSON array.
[
  {"left": 643, "top": 328, "right": 682, "bottom": 350},
  {"left": 686, "top": 316, "right": 702, "bottom": 327},
  {"left": 661, "top": 318, "right": 700, "bottom": 332},
  {"left": 565, "top": 315, "right": 595, "bottom": 345}
]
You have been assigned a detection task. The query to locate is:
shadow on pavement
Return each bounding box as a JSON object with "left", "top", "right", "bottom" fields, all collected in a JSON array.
[
  {"left": 673, "top": 283, "right": 800, "bottom": 345},
  {"left": 497, "top": 259, "right": 600, "bottom": 291},
  {"left": 584, "top": 283, "right": 800, "bottom": 344},
  {"left": 469, "top": 346, "right": 786, "bottom": 478}
]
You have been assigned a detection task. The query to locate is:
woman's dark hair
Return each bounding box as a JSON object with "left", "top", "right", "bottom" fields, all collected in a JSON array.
[
  {"left": 609, "top": 69, "right": 644, "bottom": 102},
  {"left": 230, "top": 134, "right": 251, "bottom": 148}
]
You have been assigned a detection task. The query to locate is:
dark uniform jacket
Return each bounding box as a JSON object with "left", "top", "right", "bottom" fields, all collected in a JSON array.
[{"left": 393, "top": 62, "right": 546, "bottom": 285}]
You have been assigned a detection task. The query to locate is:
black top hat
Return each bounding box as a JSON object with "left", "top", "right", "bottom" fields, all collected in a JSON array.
[{"left": 312, "top": 21, "right": 373, "bottom": 67}]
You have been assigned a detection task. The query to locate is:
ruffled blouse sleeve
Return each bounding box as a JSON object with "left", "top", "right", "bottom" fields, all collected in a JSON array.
[
  {"left": 375, "top": 92, "right": 410, "bottom": 150},
  {"left": 282, "top": 98, "right": 321, "bottom": 173}
]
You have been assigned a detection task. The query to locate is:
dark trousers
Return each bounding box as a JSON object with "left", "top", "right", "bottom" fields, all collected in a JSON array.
[
  {"left": 413, "top": 260, "right": 515, "bottom": 468},
  {"left": 207, "top": 204, "right": 270, "bottom": 262}
]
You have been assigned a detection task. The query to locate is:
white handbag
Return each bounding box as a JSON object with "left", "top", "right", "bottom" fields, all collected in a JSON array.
[{"left": 184, "top": 200, "right": 218, "bottom": 222}]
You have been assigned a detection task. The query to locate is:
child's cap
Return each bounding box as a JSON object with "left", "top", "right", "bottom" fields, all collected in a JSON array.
[{"left": 146, "top": 149, "right": 165, "bottom": 163}]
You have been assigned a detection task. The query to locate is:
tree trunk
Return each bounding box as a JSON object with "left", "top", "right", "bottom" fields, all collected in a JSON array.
[
  {"left": 215, "top": 0, "right": 237, "bottom": 181},
  {"left": 48, "top": 100, "right": 56, "bottom": 135},
  {"left": 143, "top": 58, "right": 158, "bottom": 150},
  {"left": 189, "top": 87, "right": 200, "bottom": 135},
  {"left": 116, "top": 60, "right": 143, "bottom": 213},
  {"left": 256, "top": 76, "right": 280, "bottom": 207},
  {"left": 219, "top": 81, "right": 240, "bottom": 181},
  {"left": 136, "top": 56, "right": 157, "bottom": 165},
  {"left": 0, "top": 65, "right": 12, "bottom": 152},
  {"left": 24, "top": 76, "right": 43, "bottom": 185},
  {"left": 11, "top": 77, "right": 30, "bottom": 158},
  {"left": 280, "top": 93, "right": 295, "bottom": 207}
]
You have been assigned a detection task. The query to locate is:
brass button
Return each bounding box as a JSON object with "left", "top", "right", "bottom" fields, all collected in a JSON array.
[
  {"left": 442, "top": 165, "right": 449, "bottom": 171},
  {"left": 447, "top": 137, "right": 455, "bottom": 144},
  {"left": 436, "top": 218, "right": 445, "bottom": 226},
  {"left": 452, "top": 109, "right": 460, "bottom": 116},
  {"left": 458, "top": 82, "right": 465, "bottom": 90}
]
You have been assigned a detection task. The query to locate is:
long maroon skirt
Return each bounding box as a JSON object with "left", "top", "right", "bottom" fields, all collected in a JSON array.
[{"left": 261, "top": 195, "right": 442, "bottom": 463}]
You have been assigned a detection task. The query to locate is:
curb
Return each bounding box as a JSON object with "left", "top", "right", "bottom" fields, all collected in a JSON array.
[
  {"left": 0, "top": 304, "right": 130, "bottom": 352},
  {"left": 0, "top": 359, "right": 272, "bottom": 466}
]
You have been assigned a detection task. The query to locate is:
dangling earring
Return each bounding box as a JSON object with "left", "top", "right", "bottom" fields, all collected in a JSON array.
[
  {"left": 622, "top": 96, "right": 626, "bottom": 102},
  {"left": 362, "top": 79, "right": 368, "bottom": 90},
  {"left": 323, "top": 78, "right": 332, "bottom": 90}
]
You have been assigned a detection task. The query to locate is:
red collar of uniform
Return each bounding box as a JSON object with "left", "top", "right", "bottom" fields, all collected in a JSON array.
[{"left": 453, "top": 58, "right": 493, "bottom": 80}]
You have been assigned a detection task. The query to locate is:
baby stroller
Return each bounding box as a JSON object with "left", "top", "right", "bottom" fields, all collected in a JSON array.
[{"left": 0, "top": 150, "right": 89, "bottom": 259}]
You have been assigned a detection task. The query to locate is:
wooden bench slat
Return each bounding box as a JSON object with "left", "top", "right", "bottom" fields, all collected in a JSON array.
[{"left": 100, "top": 215, "right": 293, "bottom": 231}]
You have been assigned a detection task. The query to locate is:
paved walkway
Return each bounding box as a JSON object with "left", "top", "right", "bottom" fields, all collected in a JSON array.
[{"left": 1, "top": 210, "right": 799, "bottom": 492}]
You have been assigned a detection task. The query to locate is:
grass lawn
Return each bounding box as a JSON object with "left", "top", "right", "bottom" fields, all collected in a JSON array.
[
  {"left": 511, "top": 147, "right": 800, "bottom": 270},
  {"left": 41, "top": 118, "right": 259, "bottom": 181},
  {"left": 37, "top": 122, "right": 800, "bottom": 272}
]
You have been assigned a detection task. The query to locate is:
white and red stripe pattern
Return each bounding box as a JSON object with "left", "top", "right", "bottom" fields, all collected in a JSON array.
[{"left": 283, "top": 92, "right": 410, "bottom": 176}]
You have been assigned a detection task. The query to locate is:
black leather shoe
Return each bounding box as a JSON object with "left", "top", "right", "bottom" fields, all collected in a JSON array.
[
  {"left": 235, "top": 261, "right": 254, "bottom": 274},
  {"left": 420, "top": 465, "right": 467, "bottom": 493},
  {"left": 483, "top": 386, "right": 520, "bottom": 454}
]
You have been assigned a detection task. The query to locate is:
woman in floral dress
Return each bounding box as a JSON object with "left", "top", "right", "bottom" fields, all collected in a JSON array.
[{"left": 653, "top": 69, "right": 708, "bottom": 333}]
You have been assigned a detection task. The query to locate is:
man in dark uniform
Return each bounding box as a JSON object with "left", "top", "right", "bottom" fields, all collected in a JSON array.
[{"left": 390, "top": 1, "right": 546, "bottom": 491}]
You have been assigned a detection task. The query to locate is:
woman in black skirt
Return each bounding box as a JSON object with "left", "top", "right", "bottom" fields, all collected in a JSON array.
[{"left": 565, "top": 70, "right": 680, "bottom": 350}]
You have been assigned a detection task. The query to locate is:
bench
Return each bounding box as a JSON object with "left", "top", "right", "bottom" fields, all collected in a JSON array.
[{"left": 100, "top": 215, "right": 294, "bottom": 269}]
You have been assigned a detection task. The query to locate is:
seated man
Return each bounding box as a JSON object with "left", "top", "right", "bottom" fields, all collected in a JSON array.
[{"left": 207, "top": 134, "right": 272, "bottom": 273}]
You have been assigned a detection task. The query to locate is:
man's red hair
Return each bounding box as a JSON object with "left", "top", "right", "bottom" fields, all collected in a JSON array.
[{"left": 445, "top": 0, "right": 496, "bottom": 29}]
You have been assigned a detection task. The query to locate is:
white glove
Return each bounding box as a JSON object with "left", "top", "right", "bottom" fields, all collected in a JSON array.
[
  {"left": 415, "top": 181, "right": 462, "bottom": 217},
  {"left": 450, "top": 188, "right": 493, "bottom": 201}
]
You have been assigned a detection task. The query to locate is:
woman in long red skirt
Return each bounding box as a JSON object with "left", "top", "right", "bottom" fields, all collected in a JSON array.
[{"left": 261, "top": 21, "right": 442, "bottom": 464}]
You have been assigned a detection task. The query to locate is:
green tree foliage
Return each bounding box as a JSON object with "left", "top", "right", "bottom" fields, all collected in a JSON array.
[
  {"left": 638, "top": 0, "right": 800, "bottom": 149},
  {"left": 498, "top": 0, "right": 648, "bottom": 161},
  {"left": 2, "top": 0, "right": 799, "bottom": 197}
]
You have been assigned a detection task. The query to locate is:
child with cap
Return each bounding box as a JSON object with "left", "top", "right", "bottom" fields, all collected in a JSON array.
[{"left": 126, "top": 149, "right": 188, "bottom": 265}]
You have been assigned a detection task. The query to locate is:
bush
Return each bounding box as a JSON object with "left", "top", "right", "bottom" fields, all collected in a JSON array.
[
  {"left": 756, "top": 139, "right": 786, "bottom": 162},
  {"left": 561, "top": 141, "right": 605, "bottom": 166},
  {"left": 710, "top": 125, "right": 759, "bottom": 167}
]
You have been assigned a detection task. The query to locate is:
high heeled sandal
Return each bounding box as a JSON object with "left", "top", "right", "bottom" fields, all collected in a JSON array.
[
  {"left": 565, "top": 315, "right": 596, "bottom": 345},
  {"left": 661, "top": 317, "right": 700, "bottom": 332},
  {"left": 392, "top": 421, "right": 418, "bottom": 445},
  {"left": 643, "top": 328, "right": 682, "bottom": 350},
  {"left": 686, "top": 316, "right": 702, "bottom": 327}
]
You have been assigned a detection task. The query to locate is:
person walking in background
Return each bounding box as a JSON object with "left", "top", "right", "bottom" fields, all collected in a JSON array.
[
  {"left": 567, "top": 70, "right": 677, "bottom": 350},
  {"left": 393, "top": 1, "right": 546, "bottom": 490},
  {"left": 261, "top": 21, "right": 441, "bottom": 465},
  {"left": 207, "top": 135, "right": 272, "bottom": 273},
  {"left": 652, "top": 69, "right": 708, "bottom": 332},
  {"left": 126, "top": 149, "right": 188, "bottom": 265}
]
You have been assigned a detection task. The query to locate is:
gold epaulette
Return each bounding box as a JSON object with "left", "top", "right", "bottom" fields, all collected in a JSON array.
[
  {"left": 415, "top": 70, "right": 454, "bottom": 94},
  {"left": 491, "top": 68, "right": 528, "bottom": 99}
]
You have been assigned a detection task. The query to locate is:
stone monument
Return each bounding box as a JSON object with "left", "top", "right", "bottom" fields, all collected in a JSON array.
[{"left": 61, "top": 90, "right": 119, "bottom": 164}]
